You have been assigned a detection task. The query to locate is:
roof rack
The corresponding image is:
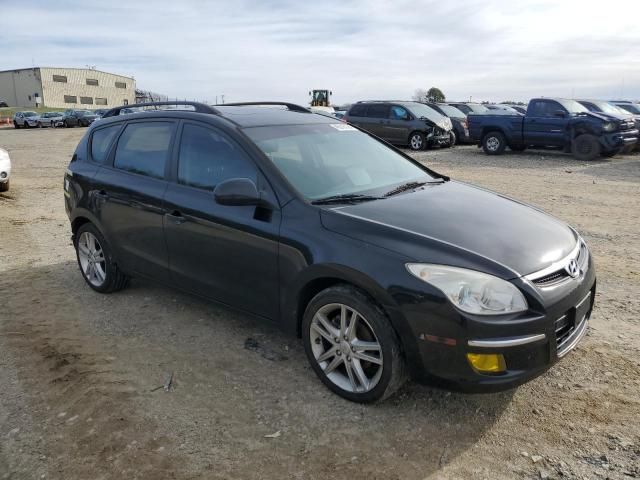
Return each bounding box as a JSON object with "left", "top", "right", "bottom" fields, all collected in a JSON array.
[
  {"left": 102, "top": 101, "right": 220, "bottom": 118},
  {"left": 219, "top": 102, "right": 311, "bottom": 113}
]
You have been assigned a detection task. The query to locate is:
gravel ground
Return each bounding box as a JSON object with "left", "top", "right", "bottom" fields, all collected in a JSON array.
[{"left": 0, "top": 127, "right": 639, "bottom": 480}]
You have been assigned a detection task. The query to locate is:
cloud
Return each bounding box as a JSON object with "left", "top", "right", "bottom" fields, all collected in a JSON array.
[{"left": 1, "top": 0, "right": 639, "bottom": 104}]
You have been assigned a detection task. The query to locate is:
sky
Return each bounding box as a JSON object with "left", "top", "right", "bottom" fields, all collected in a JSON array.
[{"left": 1, "top": 0, "right": 639, "bottom": 106}]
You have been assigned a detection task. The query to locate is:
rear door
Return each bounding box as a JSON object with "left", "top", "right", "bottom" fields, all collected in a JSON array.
[
  {"left": 362, "top": 104, "right": 391, "bottom": 139},
  {"left": 93, "top": 119, "right": 177, "bottom": 281},
  {"left": 163, "top": 121, "right": 280, "bottom": 319},
  {"left": 524, "top": 100, "right": 567, "bottom": 146}
]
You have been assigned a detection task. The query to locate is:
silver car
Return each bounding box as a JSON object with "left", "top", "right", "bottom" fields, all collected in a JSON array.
[
  {"left": 13, "top": 111, "right": 39, "bottom": 128},
  {"left": 36, "top": 111, "right": 65, "bottom": 128}
]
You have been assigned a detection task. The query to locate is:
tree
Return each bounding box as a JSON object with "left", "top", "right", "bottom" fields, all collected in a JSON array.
[
  {"left": 412, "top": 89, "right": 428, "bottom": 103},
  {"left": 426, "top": 87, "right": 445, "bottom": 103}
]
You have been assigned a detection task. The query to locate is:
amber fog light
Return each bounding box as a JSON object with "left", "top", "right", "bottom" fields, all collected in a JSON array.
[{"left": 467, "top": 353, "right": 506, "bottom": 374}]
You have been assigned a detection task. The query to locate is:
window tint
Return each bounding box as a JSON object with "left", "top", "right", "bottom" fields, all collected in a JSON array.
[
  {"left": 114, "top": 122, "right": 174, "bottom": 179},
  {"left": 348, "top": 104, "right": 367, "bottom": 117},
  {"left": 91, "top": 125, "right": 121, "bottom": 164},
  {"left": 390, "top": 106, "right": 409, "bottom": 120},
  {"left": 366, "top": 104, "right": 390, "bottom": 118},
  {"left": 178, "top": 124, "right": 256, "bottom": 190},
  {"left": 529, "top": 100, "right": 564, "bottom": 117}
]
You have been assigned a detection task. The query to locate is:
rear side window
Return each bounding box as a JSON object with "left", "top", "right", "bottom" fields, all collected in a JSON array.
[
  {"left": 177, "top": 123, "right": 256, "bottom": 190},
  {"left": 91, "top": 125, "right": 121, "bottom": 164},
  {"left": 114, "top": 122, "right": 174, "bottom": 179},
  {"left": 348, "top": 104, "right": 367, "bottom": 117},
  {"left": 366, "top": 104, "right": 390, "bottom": 118}
]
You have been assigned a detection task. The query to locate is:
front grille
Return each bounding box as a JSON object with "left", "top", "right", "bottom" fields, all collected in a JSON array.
[{"left": 533, "top": 269, "right": 570, "bottom": 286}]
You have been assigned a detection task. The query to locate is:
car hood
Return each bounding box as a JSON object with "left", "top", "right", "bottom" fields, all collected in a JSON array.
[{"left": 320, "top": 181, "right": 577, "bottom": 280}]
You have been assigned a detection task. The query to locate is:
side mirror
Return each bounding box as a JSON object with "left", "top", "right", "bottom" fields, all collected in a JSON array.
[
  {"left": 214, "top": 178, "right": 265, "bottom": 207},
  {"left": 554, "top": 110, "right": 567, "bottom": 118}
]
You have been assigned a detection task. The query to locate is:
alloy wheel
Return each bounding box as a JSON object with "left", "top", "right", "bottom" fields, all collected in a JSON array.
[
  {"left": 77, "top": 231, "right": 107, "bottom": 287},
  {"left": 309, "top": 303, "right": 383, "bottom": 393},
  {"left": 485, "top": 136, "right": 500, "bottom": 152},
  {"left": 410, "top": 134, "right": 423, "bottom": 150}
]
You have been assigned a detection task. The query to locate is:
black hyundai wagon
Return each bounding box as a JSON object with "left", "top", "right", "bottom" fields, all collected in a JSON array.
[{"left": 64, "top": 101, "right": 595, "bottom": 403}]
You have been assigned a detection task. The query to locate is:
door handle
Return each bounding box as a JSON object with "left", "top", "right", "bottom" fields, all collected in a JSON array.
[{"left": 165, "top": 210, "right": 186, "bottom": 225}]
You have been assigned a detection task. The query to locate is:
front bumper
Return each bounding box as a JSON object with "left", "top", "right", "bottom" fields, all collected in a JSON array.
[
  {"left": 397, "top": 256, "right": 596, "bottom": 392},
  {"left": 427, "top": 133, "right": 452, "bottom": 146},
  {"left": 601, "top": 128, "right": 639, "bottom": 151}
]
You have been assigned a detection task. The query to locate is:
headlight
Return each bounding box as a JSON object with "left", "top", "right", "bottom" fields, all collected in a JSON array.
[
  {"left": 406, "top": 264, "right": 528, "bottom": 315},
  {"left": 602, "top": 122, "right": 616, "bottom": 132}
]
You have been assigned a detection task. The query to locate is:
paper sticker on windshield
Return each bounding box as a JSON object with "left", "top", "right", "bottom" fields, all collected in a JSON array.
[{"left": 329, "top": 123, "right": 357, "bottom": 131}]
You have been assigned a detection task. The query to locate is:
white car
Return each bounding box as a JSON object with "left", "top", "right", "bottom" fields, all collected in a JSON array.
[{"left": 0, "top": 148, "right": 10, "bottom": 192}]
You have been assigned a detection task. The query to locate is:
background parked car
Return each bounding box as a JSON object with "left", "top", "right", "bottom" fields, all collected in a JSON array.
[
  {"left": 36, "top": 111, "right": 64, "bottom": 128},
  {"left": 0, "top": 100, "right": 8, "bottom": 108},
  {"left": 345, "top": 101, "right": 453, "bottom": 150},
  {"left": 0, "top": 147, "right": 11, "bottom": 192},
  {"left": 506, "top": 104, "right": 528, "bottom": 114},
  {"left": 447, "top": 102, "right": 491, "bottom": 115},
  {"left": 611, "top": 101, "right": 640, "bottom": 116},
  {"left": 427, "top": 103, "right": 471, "bottom": 144},
  {"left": 62, "top": 109, "right": 98, "bottom": 127},
  {"left": 579, "top": 100, "right": 640, "bottom": 151},
  {"left": 486, "top": 104, "right": 523, "bottom": 115},
  {"left": 13, "top": 111, "right": 40, "bottom": 128}
]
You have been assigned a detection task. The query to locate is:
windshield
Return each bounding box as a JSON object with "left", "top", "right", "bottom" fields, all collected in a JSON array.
[
  {"left": 556, "top": 99, "right": 589, "bottom": 114},
  {"left": 435, "top": 104, "right": 465, "bottom": 117},
  {"left": 618, "top": 103, "right": 640, "bottom": 114},
  {"left": 592, "top": 101, "right": 627, "bottom": 115},
  {"left": 245, "top": 123, "right": 435, "bottom": 200},
  {"left": 401, "top": 102, "right": 445, "bottom": 123},
  {"left": 24, "top": 112, "right": 38, "bottom": 117},
  {"left": 78, "top": 110, "right": 92, "bottom": 116}
]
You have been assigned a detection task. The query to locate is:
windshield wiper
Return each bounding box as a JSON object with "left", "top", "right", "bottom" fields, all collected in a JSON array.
[
  {"left": 384, "top": 180, "right": 443, "bottom": 197},
  {"left": 311, "top": 193, "right": 384, "bottom": 205}
]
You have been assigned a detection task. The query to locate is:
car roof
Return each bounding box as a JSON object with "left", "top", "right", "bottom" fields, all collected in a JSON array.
[{"left": 214, "top": 106, "right": 336, "bottom": 127}]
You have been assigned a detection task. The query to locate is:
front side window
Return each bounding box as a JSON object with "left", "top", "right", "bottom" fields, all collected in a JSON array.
[
  {"left": 245, "top": 123, "right": 435, "bottom": 200},
  {"left": 91, "top": 125, "right": 121, "bottom": 164},
  {"left": 114, "top": 122, "right": 174, "bottom": 179},
  {"left": 178, "top": 124, "right": 256, "bottom": 190},
  {"left": 390, "top": 106, "right": 409, "bottom": 120}
]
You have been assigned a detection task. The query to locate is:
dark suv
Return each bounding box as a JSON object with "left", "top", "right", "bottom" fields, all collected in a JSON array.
[
  {"left": 63, "top": 109, "right": 99, "bottom": 127},
  {"left": 344, "top": 101, "right": 453, "bottom": 150},
  {"left": 65, "top": 101, "right": 595, "bottom": 403}
]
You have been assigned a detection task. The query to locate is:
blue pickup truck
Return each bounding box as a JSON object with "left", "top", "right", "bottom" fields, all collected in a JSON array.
[{"left": 468, "top": 98, "right": 639, "bottom": 160}]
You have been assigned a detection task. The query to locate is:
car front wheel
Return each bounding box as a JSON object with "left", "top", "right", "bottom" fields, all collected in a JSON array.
[
  {"left": 572, "top": 134, "right": 600, "bottom": 161},
  {"left": 409, "top": 132, "right": 426, "bottom": 151},
  {"left": 302, "top": 285, "right": 406, "bottom": 403},
  {"left": 75, "top": 223, "right": 129, "bottom": 293}
]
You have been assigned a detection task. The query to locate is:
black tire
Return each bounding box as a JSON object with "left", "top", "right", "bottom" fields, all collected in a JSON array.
[
  {"left": 13, "top": 121, "right": 20, "bottom": 129},
  {"left": 302, "top": 284, "right": 406, "bottom": 403},
  {"left": 0, "top": 180, "right": 8, "bottom": 192},
  {"left": 572, "top": 134, "right": 600, "bottom": 161},
  {"left": 448, "top": 131, "right": 457, "bottom": 147},
  {"left": 37, "top": 122, "right": 43, "bottom": 128},
  {"left": 65, "top": 120, "right": 71, "bottom": 128},
  {"left": 74, "top": 223, "right": 130, "bottom": 293},
  {"left": 482, "top": 131, "right": 507, "bottom": 155},
  {"left": 408, "top": 132, "right": 426, "bottom": 151}
]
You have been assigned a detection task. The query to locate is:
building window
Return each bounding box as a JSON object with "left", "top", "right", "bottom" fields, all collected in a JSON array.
[
  {"left": 95, "top": 98, "right": 108, "bottom": 105},
  {"left": 53, "top": 75, "right": 67, "bottom": 83},
  {"left": 86, "top": 78, "right": 99, "bottom": 86},
  {"left": 80, "top": 96, "right": 94, "bottom": 105},
  {"left": 115, "top": 81, "right": 127, "bottom": 89},
  {"left": 64, "top": 95, "right": 77, "bottom": 104}
]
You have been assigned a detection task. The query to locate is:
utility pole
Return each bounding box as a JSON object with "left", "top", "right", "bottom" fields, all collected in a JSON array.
[{"left": 221, "top": 94, "right": 225, "bottom": 104}]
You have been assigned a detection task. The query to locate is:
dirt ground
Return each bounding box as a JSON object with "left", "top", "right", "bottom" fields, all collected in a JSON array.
[{"left": 1, "top": 127, "right": 639, "bottom": 480}]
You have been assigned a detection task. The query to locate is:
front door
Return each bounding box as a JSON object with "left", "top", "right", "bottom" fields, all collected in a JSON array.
[
  {"left": 385, "top": 105, "right": 412, "bottom": 143},
  {"left": 93, "top": 120, "right": 177, "bottom": 281},
  {"left": 524, "top": 100, "right": 568, "bottom": 147},
  {"left": 163, "top": 121, "right": 280, "bottom": 319}
]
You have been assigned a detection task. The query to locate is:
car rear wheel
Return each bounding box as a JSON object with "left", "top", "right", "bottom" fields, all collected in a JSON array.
[
  {"left": 448, "top": 131, "right": 457, "bottom": 147},
  {"left": 409, "top": 132, "right": 426, "bottom": 151},
  {"left": 572, "top": 134, "right": 601, "bottom": 161},
  {"left": 482, "top": 131, "right": 506, "bottom": 155},
  {"left": 302, "top": 285, "right": 406, "bottom": 403},
  {"left": 13, "top": 121, "right": 20, "bottom": 129},
  {"left": 75, "top": 223, "right": 129, "bottom": 293}
]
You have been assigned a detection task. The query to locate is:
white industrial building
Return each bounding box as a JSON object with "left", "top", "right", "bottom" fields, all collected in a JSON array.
[{"left": 0, "top": 67, "right": 136, "bottom": 109}]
